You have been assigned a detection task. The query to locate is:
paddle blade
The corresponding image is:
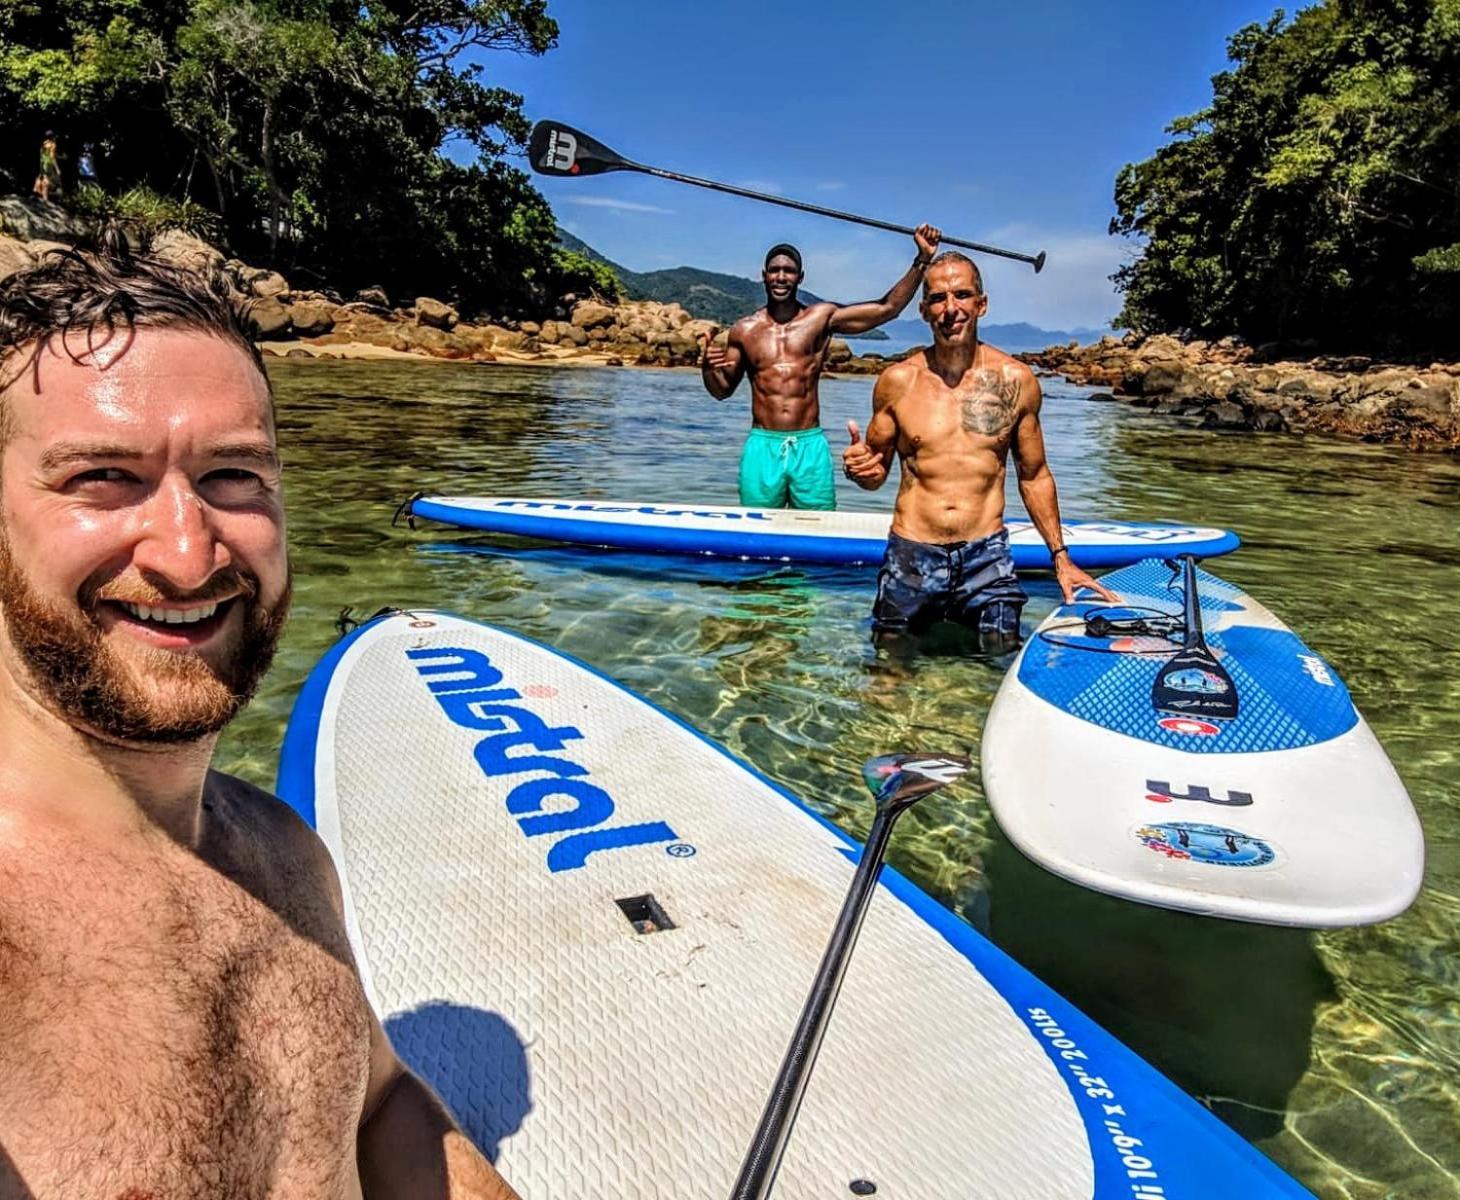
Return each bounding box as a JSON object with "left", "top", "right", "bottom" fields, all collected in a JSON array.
[
  {"left": 528, "top": 120, "right": 633, "bottom": 177},
  {"left": 862, "top": 753, "right": 971, "bottom": 807},
  {"left": 1152, "top": 645, "right": 1239, "bottom": 721}
]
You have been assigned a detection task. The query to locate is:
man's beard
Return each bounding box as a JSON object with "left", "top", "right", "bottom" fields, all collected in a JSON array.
[{"left": 0, "top": 534, "right": 291, "bottom": 745}]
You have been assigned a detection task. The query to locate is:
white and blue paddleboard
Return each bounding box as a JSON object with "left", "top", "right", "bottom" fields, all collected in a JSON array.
[
  {"left": 983, "top": 560, "right": 1425, "bottom": 927},
  {"left": 278, "top": 609, "right": 1310, "bottom": 1198},
  {"left": 408, "top": 494, "right": 1241, "bottom": 570}
]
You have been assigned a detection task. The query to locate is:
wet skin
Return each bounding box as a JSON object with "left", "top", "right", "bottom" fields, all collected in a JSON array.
[
  {"left": 842, "top": 259, "right": 1115, "bottom": 604},
  {"left": 701, "top": 225, "right": 941, "bottom": 431},
  {"left": 0, "top": 329, "right": 518, "bottom": 1198}
]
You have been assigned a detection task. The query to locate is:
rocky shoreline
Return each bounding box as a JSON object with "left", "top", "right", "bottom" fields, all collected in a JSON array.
[
  {"left": 2, "top": 200, "right": 1453, "bottom": 446},
  {"left": 1021, "top": 334, "right": 1460, "bottom": 450}
]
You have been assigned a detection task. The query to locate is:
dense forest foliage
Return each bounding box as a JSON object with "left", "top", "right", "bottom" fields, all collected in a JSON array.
[
  {"left": 1111, "top": 0, "right": 1460, "bottom": 354},
  {"left": 0, "top": 0, "right": 616, "bottom": 313}
]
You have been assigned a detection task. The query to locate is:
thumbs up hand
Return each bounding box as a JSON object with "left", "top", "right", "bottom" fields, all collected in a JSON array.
[{"left": 842, "top": 419, "right": 883, "bottom": 487}]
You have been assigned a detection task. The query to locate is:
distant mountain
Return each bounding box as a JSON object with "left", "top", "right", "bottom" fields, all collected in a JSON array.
[
  {"left": 558, "top": 227, "right": 843, "bottom": 327},
  {"left": 872, "top": 318, "right": 1112, "bottom": 353},
  {"left": 556, "top": 229, "right": 1109, "bottom": 347}
]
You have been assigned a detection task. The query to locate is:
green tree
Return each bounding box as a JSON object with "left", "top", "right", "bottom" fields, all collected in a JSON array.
[
  {"left": 1111, "top": 1, "right": 1460, "bottom": 353},
  {"left": 0, "top": 0, "right": 564, "bottom": 314}
]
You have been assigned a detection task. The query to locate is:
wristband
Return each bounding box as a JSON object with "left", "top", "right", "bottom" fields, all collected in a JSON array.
[
  {"left": 913, "top": 256, "right": 932, "bottom": 269},
  {"left": 1050, "top": 545, "right": 1069, "bottom": 559}
]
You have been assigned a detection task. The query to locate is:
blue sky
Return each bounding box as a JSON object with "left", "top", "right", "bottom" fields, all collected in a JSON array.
[{"left": 466, "top": 1, "right": 1289, "bottom": 331}]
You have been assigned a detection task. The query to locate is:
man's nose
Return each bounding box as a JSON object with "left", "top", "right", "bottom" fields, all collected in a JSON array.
[{"left": 131, "top": 476, "right": 230, "bottom": 590}]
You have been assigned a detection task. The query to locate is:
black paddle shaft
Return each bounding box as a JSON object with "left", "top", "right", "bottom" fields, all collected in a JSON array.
[
  {"left": 1151, "top": 555, "right": 1240, "bottom": 721},
  {"left": 529, "top": 121, "right": 1047, "bottom": 273},
  {"left": 729, "top": 754, "right": 971, "bottom": 1200}
]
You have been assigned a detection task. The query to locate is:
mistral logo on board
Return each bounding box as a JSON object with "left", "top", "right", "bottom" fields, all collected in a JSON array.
[{"left": 407, "top": 645, "right": 678, "bottom": 873}]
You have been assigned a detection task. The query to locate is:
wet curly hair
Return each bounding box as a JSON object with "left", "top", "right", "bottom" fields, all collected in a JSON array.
[{"left": 0, "top": 228, "right": 267, "bottom": 438}]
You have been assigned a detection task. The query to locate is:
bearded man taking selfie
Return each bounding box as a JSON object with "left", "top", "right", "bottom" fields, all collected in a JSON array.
[{"left": 0, "top": 235, "right": 519, "bottom": 1199}]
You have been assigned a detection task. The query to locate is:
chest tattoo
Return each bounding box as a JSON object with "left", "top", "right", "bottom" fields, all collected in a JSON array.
[{"left": 960, "top": 367, "right": 1020, "bottom": 437}]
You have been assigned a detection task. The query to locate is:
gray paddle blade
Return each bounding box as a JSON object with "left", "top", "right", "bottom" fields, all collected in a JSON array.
[
  {"left": 528, "top": 120, "right": 632, "bottom": 177},
  {"left": 862, "top": 753, "right": 971, "bottom": 808}
]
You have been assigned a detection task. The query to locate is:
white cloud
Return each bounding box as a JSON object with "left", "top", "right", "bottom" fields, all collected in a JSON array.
[{"left": 562, "top": 196, "right": 675, "bottom": 215}]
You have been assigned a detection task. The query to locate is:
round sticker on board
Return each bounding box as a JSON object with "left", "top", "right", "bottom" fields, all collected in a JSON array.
[
  {"left": 1133, "top": 822, "right": 1277, "bottom": 868},
  {"left": 1158, "top": 716, "right": 1222, "bottom": 737}
]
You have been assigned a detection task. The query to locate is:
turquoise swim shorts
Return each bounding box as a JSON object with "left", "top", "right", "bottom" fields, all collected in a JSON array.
[{"left": 737, "top": 426, "right": 837, "bottom": 511}]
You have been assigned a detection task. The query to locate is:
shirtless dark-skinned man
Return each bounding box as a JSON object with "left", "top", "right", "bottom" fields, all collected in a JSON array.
[
  {"left": 701, "top": 224, "right": 941, "bottom": 510},
  {"left": 843, "top": 250, "right": 1115, "bottom": 653},
  {"left": 0, "top": 237, "right": 519, "bottom": 1199}
]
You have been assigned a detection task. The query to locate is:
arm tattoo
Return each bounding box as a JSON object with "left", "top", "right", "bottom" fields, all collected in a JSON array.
[{"left": 961, "top": 367, "right": 1021, "bottom": 437}]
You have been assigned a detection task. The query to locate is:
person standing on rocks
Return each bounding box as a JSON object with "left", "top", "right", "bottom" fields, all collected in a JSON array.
[
  {"left": 33, "top": 130, "right": 62, "bottom": 202},
  {"left": 700, "top": 224, "right": 941, "bottom": 511},
  {"left": 843, "top": 250, "right": 1115, "bottom": 652}
]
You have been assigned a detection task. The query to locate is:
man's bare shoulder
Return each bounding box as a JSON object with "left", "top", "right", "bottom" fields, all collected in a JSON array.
[
  {"left": 981, "top": 341, "right": 1037, "bottom": 382},
  {"left": 203, "top": 771, "right": 343, "bottom": 912},
  {"left": 730, "top": 312, "right": 763, "bottom": 339},
  {"left": 876, "top": 354, "right": 926, "bottom": 397}
]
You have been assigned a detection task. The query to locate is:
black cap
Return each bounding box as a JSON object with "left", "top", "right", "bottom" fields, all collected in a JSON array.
[{"left": 764, "top": 243, "right": 803, "bottom": 272}]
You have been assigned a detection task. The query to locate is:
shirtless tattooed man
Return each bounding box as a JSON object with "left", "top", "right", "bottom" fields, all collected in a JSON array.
[
  {"left": 0, "top": 238, "right": 519, "bottom": 1199},
  {"left": 843, "top": 251, "right": 1115, "bottom": 652},
  {"left": 701, "top": 225, "right": 941, "bottom": 510}
]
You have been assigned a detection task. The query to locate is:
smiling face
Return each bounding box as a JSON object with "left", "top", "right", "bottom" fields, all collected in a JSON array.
[
  {"left": 920, "top": 258, "right": 988, "bottom": 344},
  {"left": 762, "top": 253, "right": 804, "bottom": 303},
  {"left": 0, "top": 326, "right": 290, "bottom": 744}
]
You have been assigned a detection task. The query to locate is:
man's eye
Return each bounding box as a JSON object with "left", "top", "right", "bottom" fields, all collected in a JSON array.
[
  {"left": 205, "top": 468, "right": 263, "bottom": 485},
  {"left": 69, "top": 467, "right": 136, "bottom": 487}
]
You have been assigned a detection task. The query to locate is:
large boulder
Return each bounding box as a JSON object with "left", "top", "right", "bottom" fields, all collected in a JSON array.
[
  {"left": 0, "top": 235, "right": 34, "bottom": 281},
  {"left": 244, "top": 298, "right": 291, "bottom": 338},
  {"left": 0, "top": 196, "right": 86, "bottom": 242},
  {"left": 250, "top": 270, "right": 290, "bottom": 300},
  {"left": 415, "top": 295, "right": 459, "bottom": 330},
  {"left": 353, "top": 285, "right": 390, "bottom": 309},
  {"left": 826, "top": 338, "right": 853, "bottom": 366},
  {"left": 288, "top": 300, "right": 336, "bottom": 338},
  {"left": 570, "top": 300, "right": 616, "bottom": 330},
  {"left": 150, "top": 229, "right": 224, "bottom": 275}
]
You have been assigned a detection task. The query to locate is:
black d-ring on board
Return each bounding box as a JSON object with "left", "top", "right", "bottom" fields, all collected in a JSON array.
[{"left": 392, "top": 491, "right": 424, "bottom": 530}]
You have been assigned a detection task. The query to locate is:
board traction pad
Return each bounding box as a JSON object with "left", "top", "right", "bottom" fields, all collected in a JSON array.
[{"left": 277, "top": 610, "right": 1312, "bottom": 1198}]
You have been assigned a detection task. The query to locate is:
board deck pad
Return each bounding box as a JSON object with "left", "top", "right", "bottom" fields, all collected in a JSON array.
[
  {"left": 983, "top": 559, "right": 1424, "bottom": 927},
  {"left": 278, "top": 610, "right": 1311, "bottom": 1198},
  {"left": 409, "top": 494, "right": 1241, "bottom": 569}
]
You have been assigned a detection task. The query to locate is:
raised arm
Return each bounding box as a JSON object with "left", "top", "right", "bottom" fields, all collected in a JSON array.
[
  {"left": 842, "top": 364, "right": 906, "bottom": 490},
  {"left": 700, "top": 322, "right": 747, "bottom": 399},
  {"left": 829, "top": 224, "right": 941, "bottom": 335},
  {"left": 1011, "top": 371, "right": 1116, "bottom": 604}
]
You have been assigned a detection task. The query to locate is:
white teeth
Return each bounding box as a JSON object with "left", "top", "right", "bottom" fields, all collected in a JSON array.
[{"left": 120, "top": 601, "right": 220, "bottom": 625}]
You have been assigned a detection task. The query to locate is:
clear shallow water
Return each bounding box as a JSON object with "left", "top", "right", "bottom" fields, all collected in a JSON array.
[{"left": 219, "top": 359, "right": 1460, "bottom": 1199}]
